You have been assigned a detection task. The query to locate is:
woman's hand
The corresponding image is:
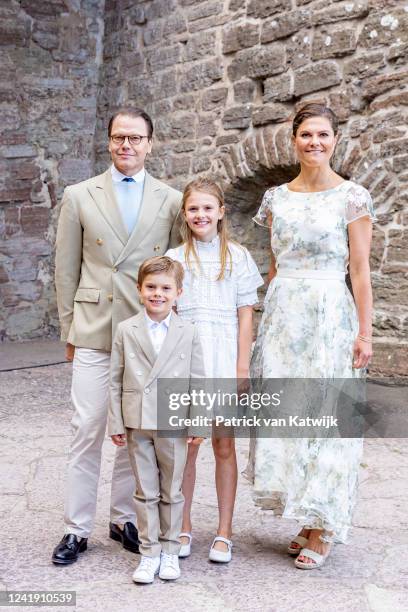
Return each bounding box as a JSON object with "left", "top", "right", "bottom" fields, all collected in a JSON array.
[
  {"left": 353, "top": 337, "right": 372, "bottom": 369},
  {"left": 111, "top": 434, "right": 127, "bottom": 447}
]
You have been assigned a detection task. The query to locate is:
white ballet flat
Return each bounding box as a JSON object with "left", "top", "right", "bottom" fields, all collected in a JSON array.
[
  {"left": 287, "top": 535, "right": 309, "bottom": 556},
  {"left": 178, "top": 532, "right": 192, "bottom": 558},
  {"left": 208, "top": 536, "right": 232, "bottom": 563},
  {"left": 294, "top": 547, "right": 329, "bottom": 570}
]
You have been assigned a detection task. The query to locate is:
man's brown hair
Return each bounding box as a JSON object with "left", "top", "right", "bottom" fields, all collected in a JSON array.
[{"left": 137, "top": 256, "right": 184, "bottom": 290}]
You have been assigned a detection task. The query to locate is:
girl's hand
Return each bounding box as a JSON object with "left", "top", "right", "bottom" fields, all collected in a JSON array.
[
  {"left": 237, "top": 367, "right": 250, "bottom": 395},
  {"left": 353, "top": 337, "right": 372, "bottom": 369},
  {"left": 187, "top": 436, "right": 205, "bottom": 445},
  {"left": 111, "top": 434, "right": 127, "bottom": 447}
]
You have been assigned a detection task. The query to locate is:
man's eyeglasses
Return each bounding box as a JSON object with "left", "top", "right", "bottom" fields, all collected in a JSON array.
[{"left": 110, "top": 135, "right": 150, "bottom": 146}]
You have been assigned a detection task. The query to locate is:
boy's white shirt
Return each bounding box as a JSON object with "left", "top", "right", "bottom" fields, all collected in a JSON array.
[{"left": 144, "top": 309, "right": 172, "bottom": 354}]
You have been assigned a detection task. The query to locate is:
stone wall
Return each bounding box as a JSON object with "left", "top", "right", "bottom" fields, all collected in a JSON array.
[
  {"left": 96, "top": 0, "right": 408, "bottom": 376},
  {"left": 0, "top": 0, "right": 105, "bottom": 340},
  {"left": 1, "top": 0, "right": 407, "bottom": 376}
]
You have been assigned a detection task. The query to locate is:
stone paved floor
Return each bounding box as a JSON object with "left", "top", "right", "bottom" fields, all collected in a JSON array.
[{"left": 1, "top": 342, "right": 408, "bottom": 612}]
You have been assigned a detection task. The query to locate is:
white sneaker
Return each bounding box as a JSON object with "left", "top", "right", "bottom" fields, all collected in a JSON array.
[
  {"left": 132, "top": 555, "right": 160, "bottom": 584},
  {"left": 179, "top": 532, "right": 192, "bottom": 558},
  {"left": 159, "top": 552, "right": 181, "bottom": 580},
  {"left": 208, "top": 536, "right": 232, "bottom": 563}
]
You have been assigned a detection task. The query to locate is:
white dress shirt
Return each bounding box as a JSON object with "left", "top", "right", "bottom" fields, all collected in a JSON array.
[
  {"left": 111, "top": 165, "right": 145, "bottom": 235},
  {"left": 144, "top": 310, "right": 172, "bottom": 355}
]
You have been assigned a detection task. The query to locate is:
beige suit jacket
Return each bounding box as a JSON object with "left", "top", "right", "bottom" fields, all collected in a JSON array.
[
  {"left": 108, "top": 311, "right": 208, "bottom": 435},
  {"left": 55, "top": 169, "right": 182, "bottom": 351}
]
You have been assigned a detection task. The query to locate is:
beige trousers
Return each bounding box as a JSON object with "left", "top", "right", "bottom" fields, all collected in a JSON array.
[
  {"left": 64, "top": 348, "right": 136, "bottom": 538},
  {"left": 127, "top": 429, "right": 187, "bottom": 557}
]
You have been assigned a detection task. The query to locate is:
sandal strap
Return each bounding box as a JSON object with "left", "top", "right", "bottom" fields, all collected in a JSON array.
[
  {"left": 179, "top": 532, "right": 192, "bottom": 542},
  {"left": 212, "top": 536, "right": 232, "bottom": 549},
  {"left": 290, "top": 536, "right": 308, "bottom": 547},
  {"left": 299, "top": 548, "right": 324, "bottom": 563}
]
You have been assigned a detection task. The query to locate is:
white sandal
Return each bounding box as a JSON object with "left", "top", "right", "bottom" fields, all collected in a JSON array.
[
  {"left": 294, "top": 547, "right": 330, "bottom": 570},
  {"left": 287, "top": 535, "right": 308, "bottom": 556},
  {"left": 179, "top": 532, "right": 192, "bottom": 558},
  {"left": 208, "top": 536, "right": 232, "bottom": 563}
]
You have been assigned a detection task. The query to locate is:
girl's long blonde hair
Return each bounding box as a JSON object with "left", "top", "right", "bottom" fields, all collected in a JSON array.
[{"left": 181, "top": 177, "right": 232, "bottom": 281}]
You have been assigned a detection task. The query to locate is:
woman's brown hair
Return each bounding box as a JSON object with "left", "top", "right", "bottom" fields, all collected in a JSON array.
[
  {"left": 292, "top": 103, "right": 339, "bottom": 136},
  {"left": 181, "top": 177, "right": 233, "bottom": 280}
]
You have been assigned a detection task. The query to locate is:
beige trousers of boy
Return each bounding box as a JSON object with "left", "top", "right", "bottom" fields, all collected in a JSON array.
[{"left": 127, "top": 428, "right": 187, "bottom": 557}]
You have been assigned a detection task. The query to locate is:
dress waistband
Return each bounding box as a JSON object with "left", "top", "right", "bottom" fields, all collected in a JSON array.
[{"left": 276, "top": 269, "right": 345, "bottom": 280}]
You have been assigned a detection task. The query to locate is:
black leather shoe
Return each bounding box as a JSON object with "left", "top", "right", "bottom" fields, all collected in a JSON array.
[
  {"left": 109, "top": 522, "right": 139, "bottom": 553},
  {"left": 52, "top": 534, "right": 88, "bottom": 565}
]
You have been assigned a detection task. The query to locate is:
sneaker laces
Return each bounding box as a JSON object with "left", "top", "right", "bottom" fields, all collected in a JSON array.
[
  {"left": 139, "top": 556, "right": 158, "bottom": 570},
  {"left": 161, "top": 553, "right": 178, "bottom": 569}
]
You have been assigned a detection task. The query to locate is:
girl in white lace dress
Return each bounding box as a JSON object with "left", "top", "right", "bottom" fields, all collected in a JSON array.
[
  {"left": 166, "top": 177, "right": 263, "bottom": 563},
  {"left": 244, "top": 103, "right": 375, "bottom": 569}
]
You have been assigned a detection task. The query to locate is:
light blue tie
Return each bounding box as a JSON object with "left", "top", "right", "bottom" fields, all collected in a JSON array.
[{"left": 114, "top": 177, "right": 143, "bottom": 235}]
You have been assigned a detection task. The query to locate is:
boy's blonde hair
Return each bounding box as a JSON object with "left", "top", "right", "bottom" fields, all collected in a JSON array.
[
  {"left": 137, "top": 256, "right": 184, "bottom": 290},
  {"left": 181, "top": 177, "right": 232, "bottom": 280}
]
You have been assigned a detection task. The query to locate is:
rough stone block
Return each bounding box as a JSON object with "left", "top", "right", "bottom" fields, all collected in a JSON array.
[
  {"left": 196, "top": 115, "right": 218, "bottom": 138},
  {"left": 223, "top": 105, "right": 252, "bottom": 130},
  {"left": 165, "top": 155, "right": 191, "bottom": 177},
  {"left": 146, "top": 0, "right": 178, "bottom": 20},
  {"left": 188, "top": 13, "right": 230, "bottom": 33},
  {"left": 163, "top": 13, "right": 187, "bottom": 37},
  {"left": 359, "top": 8, "right": 408, "bottom": 49},
  {"left": 58, "top": 159, "right": 92, "bottom": 185},
  {"left": 393, "top": 155, "right": 408, "bottom": 174},
  {"left": 186, "top": 0, "right": 220, "bottom": 21},
  {"left": 312, "top": 1, "right": 369, "bottom": 26},
  {"left": 263, "top": 73, "right": 294, "bottom": 102},
  {"left": 192, "top": 156, "right": 212, "bottom": 172},
  {"left": 202, "top": 87, "right": 228, "bottom": 111},
  {"left": 184, "top": 31, "right": 216, "bottom": 62},
  {"left": 380, "top": 138, "right": 408, "bottom": 158},
  {"left": 312, "top": 28, "right": 357, "bottom": 59},
  {"left": 294, "top": 60, "right": 341, "bottom": 96},
  {"left": 143, "top": 22, "right": 163, "bottom": 46},
  {"left": 0, "top": 188, "right": 31, "bottom": 203},
  {"left": 147, "top": 45, "right": 181, "bottom": 71},
  {"left": 0, "top": 21, "right": 29, "bottom": 46},
  {"left": 233, "top": 80, "right": 256, "bottom": 104},
  {"left": 3, "top": 145, "right": 37, "bottom": 159},
  {"left": 328, "top": 91, "right": 352, "bottom": 122},
  {"left": 180, "top": 59, "right": 223, "bottom": 92},
  {"left": 32, "top": 20, "right": 59, "bottom": 51},
  {"left": 261, "top": 9, "right": 311, "bottom": 43},
  {"left": 222, "top": 22, "right": 259, "bottom": 54},
  {"left": 344, "top": 51, "right": 386, "bottom": 82},
  {"left": 247, "top": 0, "right": 287, "bottom": 19},
  {"left": 362, "top": 71, "right": 408, "bottom": 100},
  {"left": 20, "top": 206, "right": 49, "bottom": 237},
  {"left": 286, "top": 30, "right": 312, "bottom": 69},
  {"left": 228, "top": 45, "right": 286, "bottom": 81},
  {"left": 252, "top": 104, "right": 291, "bottom": 126}
]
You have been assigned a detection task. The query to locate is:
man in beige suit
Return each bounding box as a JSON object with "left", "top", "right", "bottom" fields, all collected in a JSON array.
[
  {"left": 52, "top": 108, "right": 182, "bottom": 565},
  {"left": 109, "top": 256, "right": 207, "bottom": 583}
]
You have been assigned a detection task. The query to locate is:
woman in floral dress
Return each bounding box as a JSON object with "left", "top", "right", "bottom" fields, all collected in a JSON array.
[{"left": 245, "top": 103, "right": 375, "bottom": 569}]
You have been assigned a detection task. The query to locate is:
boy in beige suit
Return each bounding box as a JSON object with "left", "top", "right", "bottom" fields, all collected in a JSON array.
[{"left": 109, "top": 256, "right": 206, "bottom": 584}]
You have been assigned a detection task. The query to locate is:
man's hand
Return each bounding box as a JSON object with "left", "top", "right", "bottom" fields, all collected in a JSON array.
[
  {"left": 187, "top": 437, "right": 205, "bottom": 446},
  {"left": 65, "top": 343, "right": 75, "bottom": 362},
  {"left": 111, "top": 434, "right": 127, "bottom": 447}
]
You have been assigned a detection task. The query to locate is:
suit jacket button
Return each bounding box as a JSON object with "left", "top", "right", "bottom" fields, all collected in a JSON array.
[
  {"left": 154, "top": 245, "right": 160, "bottom": 252},
  {"left": 107, "top": 294, "right": 113, "bottom": 302},
  {"left": 180, "top": 353, "right": 185, "bottom": 359},
  {"left": 144, "top": 387, "right": 150, "bottom": 394},
  {"left": 129, "top": 352, "right": 135, "bottom": 358},
  {"left": 112, "top": 266, "right": 118, "bottom": 273},
  {"left": 96, "top": 238, "right": 103, "bottom": 245}
]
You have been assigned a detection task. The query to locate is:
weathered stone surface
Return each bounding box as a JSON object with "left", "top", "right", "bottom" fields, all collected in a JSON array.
[
  {"left": 202, "top": 87, "right": 229, "bottom": 111},
  {"left": 359, "top": 8, "right": 408, "bottom": 49},
  {"left": 294, "top": 60, "right": 342, "bottom": 96},
  {"left": 312, "top": 1, "right": 369, "bottom": 26},
  {"left": 344, "top": 51, "right": 386, "bottom": 82},
  {"left": 228, "top": 45, "right": 286, "bottom": 81},
  {"left": 222, "top": 22, "right": 259, "bottom": 54},
  {"left": 312, "top": 27, "right": 357, "bottom": 59},
  {"left": 233, "top": 80, "right": 256, "bottom": 104},
  {"left": 184, "top": 31, "right": 216, "bottom": 62},
  {"left": 264, "top": 73, "right": 294, "bottom": 102},
  {"left": 252, "top": 104, "right": 291, "bottom": 126},
  {"left": 247, "top": 0, "right": 287, "bottom": 19},
  {"left": 261, "top": 9, "right": 311, "bottom": 43},
  {"left": 180, "top": 59, "right": 223, "bottom": 91},
  {"left": 223, "top": 105, "right": 252, "bottom": 130}
]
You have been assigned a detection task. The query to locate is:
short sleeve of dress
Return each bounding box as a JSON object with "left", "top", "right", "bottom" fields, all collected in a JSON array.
[
  {"left": 345, "top": 184, "right": 377, "bottom": 224},
  {"left": 252, "top": 187, "right": 277, "bottom": 227},
  {"left": 236, "top": 247, "right": 264, "bottom": 308}
]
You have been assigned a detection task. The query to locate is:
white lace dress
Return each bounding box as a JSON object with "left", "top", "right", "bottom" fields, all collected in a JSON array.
[
  {"left": 243, "top": 181, "right": 376, "bottom": 543},
  {"left": 166, "top": 236, "right": 263, "bottom": 378}
]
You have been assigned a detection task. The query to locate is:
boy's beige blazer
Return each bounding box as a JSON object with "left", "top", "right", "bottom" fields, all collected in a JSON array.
[
  {"left": 108, "top": 311, "right": 207, "bottom": 434},
  {"left": 55, "top": 169, "right": 182, "bottom": 351}
]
